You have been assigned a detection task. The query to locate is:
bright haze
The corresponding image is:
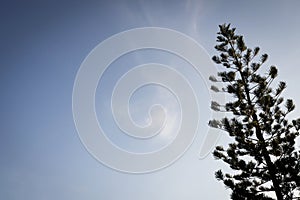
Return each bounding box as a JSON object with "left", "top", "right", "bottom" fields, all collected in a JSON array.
[{"left": 1, "top": 0, "right": 300, "bottom": 199}]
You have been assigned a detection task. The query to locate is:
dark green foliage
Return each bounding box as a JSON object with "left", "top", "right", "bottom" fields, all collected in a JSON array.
[{"left": 210, "top": 24, "right": 300, "bottom": 200}]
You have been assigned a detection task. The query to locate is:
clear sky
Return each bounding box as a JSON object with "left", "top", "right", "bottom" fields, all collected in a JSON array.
[{"left": 1, "top": 0, "right": 300, "bottom": 199}]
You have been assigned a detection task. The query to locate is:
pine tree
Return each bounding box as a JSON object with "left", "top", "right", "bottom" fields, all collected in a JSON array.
[{"left": 209, "top": 24, "right": 300, "bottom": 200}]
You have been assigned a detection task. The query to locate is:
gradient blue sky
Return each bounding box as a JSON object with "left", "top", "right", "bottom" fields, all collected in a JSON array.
[{"left": 1, "top": 0, "right": 300, "bottom": 199}]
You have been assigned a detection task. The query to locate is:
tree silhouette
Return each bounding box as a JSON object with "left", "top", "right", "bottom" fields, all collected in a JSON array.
[{"left": 209, "top": 24, "right": 300, "bottom": 200}]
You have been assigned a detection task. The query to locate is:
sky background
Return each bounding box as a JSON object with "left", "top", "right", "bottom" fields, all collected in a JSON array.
[{"left": 1, "top": 0, "right": 300, "bottom": 199}]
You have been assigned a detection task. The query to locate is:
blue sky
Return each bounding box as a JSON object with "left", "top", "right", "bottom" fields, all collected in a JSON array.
[{"left": 1, "top": 0, "right": 300, "bottom": 199}]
